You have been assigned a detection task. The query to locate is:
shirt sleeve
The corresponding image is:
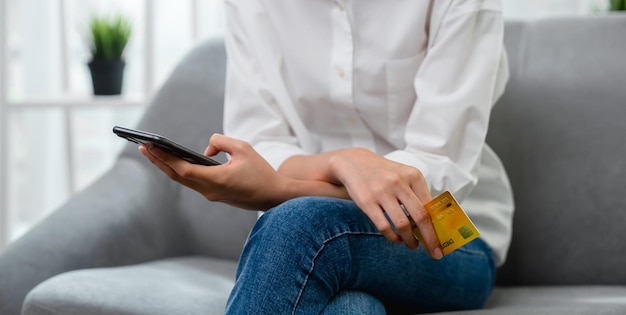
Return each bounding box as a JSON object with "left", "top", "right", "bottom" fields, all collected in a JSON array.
[
  {"left": 384, "top": 0, "right": 509, "bottom": 201},
  {"left": 223, "top": 0, "right": 309, "bottom": 170}
]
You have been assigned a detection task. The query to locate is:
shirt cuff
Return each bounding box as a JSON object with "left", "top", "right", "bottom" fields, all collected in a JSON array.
[{"left": 253, "top": 141, "right": 308, "bottom": 170}]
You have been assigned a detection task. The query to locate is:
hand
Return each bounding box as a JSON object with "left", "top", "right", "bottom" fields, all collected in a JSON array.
[
  {"left": 329, "top": 148, "right": 442, "bottom": 259},
  {"left": 139, "top": 134, "right": 346, "bottom": 210}
]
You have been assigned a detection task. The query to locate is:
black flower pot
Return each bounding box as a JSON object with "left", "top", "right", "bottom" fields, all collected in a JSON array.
[{"left": 88, "top": 59, "right": 125, "bottom": 95}]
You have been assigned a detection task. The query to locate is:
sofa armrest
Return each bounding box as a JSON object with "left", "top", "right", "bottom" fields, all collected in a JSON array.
[{"left": 0, "top": 158, "right": 188, "bottom": 315}]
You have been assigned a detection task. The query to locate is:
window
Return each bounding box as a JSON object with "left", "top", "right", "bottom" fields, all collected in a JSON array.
[{"left": 0, "top": 0, "right": 225, "bottom": 246}]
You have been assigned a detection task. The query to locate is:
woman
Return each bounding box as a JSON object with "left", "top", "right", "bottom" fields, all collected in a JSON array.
[{"left": 140, "top": 0, "right": 514, "bottom": 313}]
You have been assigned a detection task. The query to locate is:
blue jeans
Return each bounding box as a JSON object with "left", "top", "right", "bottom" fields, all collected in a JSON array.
[{"left": 225, "top": 197, "right": 496, "bottom": 314}]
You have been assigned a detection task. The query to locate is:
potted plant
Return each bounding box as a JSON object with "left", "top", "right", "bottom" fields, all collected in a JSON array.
[
  {"left": 609, "top": 0, "right": 626, "bottom": 10},
  {"left": 87, "top": 15, "right": 132, "bottom": 95}
]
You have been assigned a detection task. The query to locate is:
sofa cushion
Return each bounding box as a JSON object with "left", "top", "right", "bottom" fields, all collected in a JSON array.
[
  {"left": 486, "top": 286, "right": 626, "bottom": 313},
  {"left": 22, "top": 257, "right": 237, "bottom": 315},
  {"left": 427, "top": 286, "right": 626, "bottom": 315}
]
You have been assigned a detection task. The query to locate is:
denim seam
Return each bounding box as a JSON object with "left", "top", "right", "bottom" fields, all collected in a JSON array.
[{"left": 291, "top": 231, "right": 382, "bottom": 315}]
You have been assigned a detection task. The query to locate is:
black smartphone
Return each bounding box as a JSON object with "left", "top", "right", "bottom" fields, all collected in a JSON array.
[{"left": 113, "top": 126, "right": 221, "bottom": 166}]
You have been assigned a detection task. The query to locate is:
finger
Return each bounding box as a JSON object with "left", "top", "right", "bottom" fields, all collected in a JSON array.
[
  {"left": 404, "top": 198, "right": 443, "bottom": 260},
  {"left": 142, "top": 145, "right": 213, "bottom": 192},
  {"left": 147, "top": 145, "right": 192, "bottom": 172},
  {"left": 392, "top": 181, "right": 438, "bottom": 255},
  {"left": 363, "top": 203, "right": 402, "bottom": 244},
  {"left": 393, "top": 185, "right": 422, "bottom": 238},
  {"left": 143, "top": 145, "right": 203, "bottom": 183},
  {"left": 203, "top": 133, "right": 223, "bottom": 156},
  {"left": 381, "top": 198, "right": 420, "bottom": 250},
  {"left": 402, "top": 169, "right": 442, "bottom": 258},
  {"left": 139, "top": 145, "right": 181, "bottom": 180},
  {"left": 407, "top": 168, "right": 432, "bottom": 204},
  {"left": 205, "top": 133, "right": 241, "bottom": 156}
]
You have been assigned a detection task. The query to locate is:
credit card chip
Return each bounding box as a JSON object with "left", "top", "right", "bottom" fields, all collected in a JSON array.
[{"left": 458, "top": 225, "right": 474, "bottom": 239}]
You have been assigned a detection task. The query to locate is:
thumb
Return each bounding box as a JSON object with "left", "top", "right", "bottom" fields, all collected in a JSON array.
[{"left": 204, "top": 133, "right": 238, "bottom": 156}]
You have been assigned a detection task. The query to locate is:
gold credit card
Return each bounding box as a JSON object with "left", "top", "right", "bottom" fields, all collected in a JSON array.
[{"left": 419, "top": 191, "right": 480, "bottom": 256}]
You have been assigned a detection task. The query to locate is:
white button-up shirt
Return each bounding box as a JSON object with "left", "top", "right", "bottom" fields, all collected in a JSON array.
[{"left": 223, "top": 0, "right": 514, "bottom": 265}]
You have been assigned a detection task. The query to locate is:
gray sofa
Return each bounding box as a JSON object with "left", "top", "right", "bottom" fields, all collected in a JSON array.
[{"left": 1, "top": 16, "right": 625, "bottom": 315}]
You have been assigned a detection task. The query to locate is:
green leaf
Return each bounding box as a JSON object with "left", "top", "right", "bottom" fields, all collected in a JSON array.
[
  {"left": 609, "top": 0, "right": 626, "bottom": 11},
  {"left": 88, "top": 15, "right": 132, "bottom": 60}
]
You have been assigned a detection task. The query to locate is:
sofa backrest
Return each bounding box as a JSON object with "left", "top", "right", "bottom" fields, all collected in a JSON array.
[{"left": 488, "top": 16, "right": 626, "bottom": 285}]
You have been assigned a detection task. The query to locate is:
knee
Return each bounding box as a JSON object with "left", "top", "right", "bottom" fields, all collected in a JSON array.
[
  {"left": 250, "top": 197, "right": 359, "bottom": 245},
  {"left": 237, "top": 197, "right": 354, "bottom": 279}
]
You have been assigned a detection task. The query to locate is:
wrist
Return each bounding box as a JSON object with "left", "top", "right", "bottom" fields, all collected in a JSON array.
[
  {"left": 327, "top": 153, "right": 343, "bottom": 184},
  {"left": 327, "top": 147, "right": 369, "bottom": 185},
  {"left": 280, "top": 153, "right": 339, "bottom": 184},
  {"left": 280, "top": 176, "right": 348, "bottom": 201}
]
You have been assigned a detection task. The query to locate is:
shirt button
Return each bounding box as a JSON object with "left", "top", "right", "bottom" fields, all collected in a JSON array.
[
  {"left": 346, "top": 117, "right": 357, "bottom": 126},
  {"left": 336, "top": 2, "right": 345, "bottom": 11},
  {"left": 336, "top": 67, "right": 345, "bottom": 78}
]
